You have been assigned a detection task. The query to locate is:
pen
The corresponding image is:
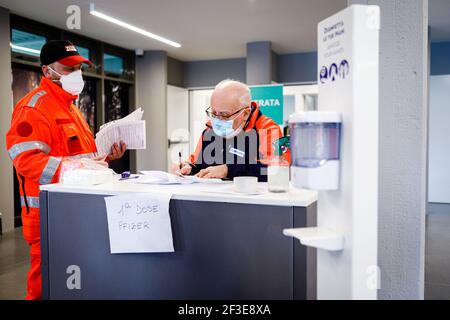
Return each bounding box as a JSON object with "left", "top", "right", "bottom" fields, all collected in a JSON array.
[
  {"left": 178, "top": 151, "right": 182, "bottom": 170},
  {"left": 119, "top": 176, "right": 139, "bottom": 181},
  {"left": 175, "top": 170, "right": 186, "bottom": 178}
]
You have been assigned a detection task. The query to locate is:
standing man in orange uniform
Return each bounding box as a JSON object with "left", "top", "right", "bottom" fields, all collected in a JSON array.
[{"left": 5, "top": 40, "right": 126, "bottom": 300}]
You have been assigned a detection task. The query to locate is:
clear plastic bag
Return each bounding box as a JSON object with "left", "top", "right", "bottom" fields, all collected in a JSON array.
[{"left": 59, "top": 158, "right": 112, "bottom": 184}]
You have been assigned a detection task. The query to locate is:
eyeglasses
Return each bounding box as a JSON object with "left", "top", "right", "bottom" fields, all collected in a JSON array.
[{"left": 205, "top": 106, "right": 250, "bottom": 121}]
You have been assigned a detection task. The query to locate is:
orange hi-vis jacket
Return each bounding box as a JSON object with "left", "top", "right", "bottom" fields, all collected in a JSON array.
[
  {"left": 6, "top": 76, "right": 97, "bottom": 243},
  {"left": 189, "top": 104, "right": 291, "bottom": 182}
]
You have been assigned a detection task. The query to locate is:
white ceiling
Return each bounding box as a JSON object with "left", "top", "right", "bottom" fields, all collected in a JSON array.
[
  {"left": 429, "top": 0, "right": 450, "bottom": 43},
  {"left": 0, "top": 0, "right": 347, "bottom": 61}
]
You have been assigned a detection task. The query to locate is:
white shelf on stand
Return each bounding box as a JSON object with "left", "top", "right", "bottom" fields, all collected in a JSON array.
[{"left": 283, "top": 227, "right": 345, "bottom": 251}]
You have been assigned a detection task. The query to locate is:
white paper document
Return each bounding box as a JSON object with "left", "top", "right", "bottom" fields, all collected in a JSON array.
[
  {"left": 95, "top": 108, "right": 146, "bottom": 156},
  {"left": 104, "top": 193, "right": 174, "bottom": 254},
  {"left": 138, "top": 170, "right": 230, "bottom": 185}
]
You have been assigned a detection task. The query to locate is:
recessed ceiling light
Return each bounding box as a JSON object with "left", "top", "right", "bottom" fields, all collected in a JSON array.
[{"left": 89, "top": 3, "right": 181, "bottom": 48}]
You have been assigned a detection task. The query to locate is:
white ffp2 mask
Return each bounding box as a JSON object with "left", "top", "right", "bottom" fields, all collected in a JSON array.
[{"left": 49, "top": 67, "right": 85, "bottom": 95}]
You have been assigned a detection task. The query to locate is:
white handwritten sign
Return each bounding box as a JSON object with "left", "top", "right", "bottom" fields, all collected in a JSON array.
[{"left": 104, "top": 193, "right": 174, "bottom": 254}]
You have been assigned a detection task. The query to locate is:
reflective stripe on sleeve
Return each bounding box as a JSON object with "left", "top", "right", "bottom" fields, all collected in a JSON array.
[
  {"left": 28, "top": 90, "right": 47, "bottom": 108},
  {"left": 39, "top": 156, "right": 62, "bottom": 185},
  {"left": 8, "top": 141, "right": 51, "bottom": 161}
]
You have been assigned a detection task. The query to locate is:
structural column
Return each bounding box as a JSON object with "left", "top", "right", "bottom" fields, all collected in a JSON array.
[
  {"left": 348, "top": 0, "right": 429, "bottom": 299},
  {"left": 246, "top": 41, "right": 277, "bottom": 85},
  {"left": 135, "top": 51, "right": 168, "bottom": 171},
  {"left": 0, "top": 7, "right": 14, "bottom": 233}
]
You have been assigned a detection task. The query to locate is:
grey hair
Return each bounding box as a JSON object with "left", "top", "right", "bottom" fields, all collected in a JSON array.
[{"left": 215, "top": 79, "right": 252, "bottom": 106}]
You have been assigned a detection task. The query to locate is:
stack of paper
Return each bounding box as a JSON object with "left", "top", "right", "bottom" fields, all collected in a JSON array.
[
  {"left": 138, "top": 171, "right": 193, "bottom": 185},
  {"left": 95, "top": 108, "right": 146, "bottom": 156},
  {"left": 138, "top": 171, "right": 230, "bottom": 185}
]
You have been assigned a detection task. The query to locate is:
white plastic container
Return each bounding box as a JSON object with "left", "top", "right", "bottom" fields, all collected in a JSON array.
[{"left": 289, "top": 111, "right": 342, "bottom": 190}]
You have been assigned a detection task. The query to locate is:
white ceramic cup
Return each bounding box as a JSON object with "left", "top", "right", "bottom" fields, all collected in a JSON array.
[{"left": 233, "top": 176, "right": 258, "bottom": 194}]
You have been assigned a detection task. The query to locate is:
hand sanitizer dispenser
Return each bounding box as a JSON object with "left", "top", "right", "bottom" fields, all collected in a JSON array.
[{"left": 289, "top": 111, "right": 342, "bottom": 190}]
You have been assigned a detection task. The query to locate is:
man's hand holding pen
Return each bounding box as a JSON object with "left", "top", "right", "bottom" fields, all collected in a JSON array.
[
  {"left": 177, "top": 162, "right": 193, "bottom": 175},
  {"left": 170, "top": 151, "right": 194, "bottom": 176}
]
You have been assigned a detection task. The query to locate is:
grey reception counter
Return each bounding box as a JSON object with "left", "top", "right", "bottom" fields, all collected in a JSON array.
[{"left": 39, "top": 178, "right": 318, "bottom": 300}]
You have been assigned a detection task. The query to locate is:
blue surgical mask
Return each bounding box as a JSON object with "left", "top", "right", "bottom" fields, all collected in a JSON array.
[
  {"left": 212, "top": 118, "right": 236, "bottom": 138},
  {"left": 211, "top": 108, "right": 247, "bottom": 138}
]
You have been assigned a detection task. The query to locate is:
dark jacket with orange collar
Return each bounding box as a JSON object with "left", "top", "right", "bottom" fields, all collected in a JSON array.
[{"left": 189, "top": 104, "right": 291, "bottom": 181}]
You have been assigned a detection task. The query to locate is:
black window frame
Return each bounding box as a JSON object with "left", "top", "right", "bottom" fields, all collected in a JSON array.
[
  {"left": 103, "top": 43, "right": 135, "bottom": 81},
  {"left": 10, "top": 15, "right": 60, "bottom": 64}
]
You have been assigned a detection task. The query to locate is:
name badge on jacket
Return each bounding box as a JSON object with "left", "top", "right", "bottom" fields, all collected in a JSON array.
[{"left": 229, "top": 147, "right": 245, "bottom": 158}]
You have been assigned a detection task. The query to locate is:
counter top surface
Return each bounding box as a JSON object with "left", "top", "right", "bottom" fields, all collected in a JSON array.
[{"left": 40, "top": 176, "right": 318, "bottom": 207}]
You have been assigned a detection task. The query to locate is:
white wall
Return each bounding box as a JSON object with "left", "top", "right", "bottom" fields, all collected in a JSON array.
[
  {"left": 167, "top": 85, "right": 189, "bottom": 168},
  {"left": 283, "top": 84, "right": 318, "bottom": 132},
  {"left": 283, "top": 84, "right": 319, "bottom": 113},
  {"left": 189, "top": 89, "right": 213, "bottom": 154},
  {"left": 429, "top": 75, "right": 450, "bottom": 203}
]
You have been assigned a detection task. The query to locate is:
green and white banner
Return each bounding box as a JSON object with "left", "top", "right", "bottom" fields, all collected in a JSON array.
[{"left": 250, "top": 84, "right": 284, "bottom": 125}]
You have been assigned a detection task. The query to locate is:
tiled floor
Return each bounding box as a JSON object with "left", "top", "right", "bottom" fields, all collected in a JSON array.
[
  {"left": 425, "top": 203, "right": 450, "bottom": 300},
  {"left": 0, "top": 227, "right": 28, "bottom": 300},
  {"left": 1, "top": 205, "right": 450, "bottom": 300}
]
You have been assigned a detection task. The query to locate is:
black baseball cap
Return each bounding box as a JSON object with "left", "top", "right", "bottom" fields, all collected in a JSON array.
[{"left": 40, "top": 40, "right": 93, "bottom": 66}]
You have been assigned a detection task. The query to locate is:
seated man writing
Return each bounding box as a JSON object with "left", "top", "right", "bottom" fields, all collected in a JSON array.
[{"left": 175, "top": 79, "right": 290, "bottom": 181}]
